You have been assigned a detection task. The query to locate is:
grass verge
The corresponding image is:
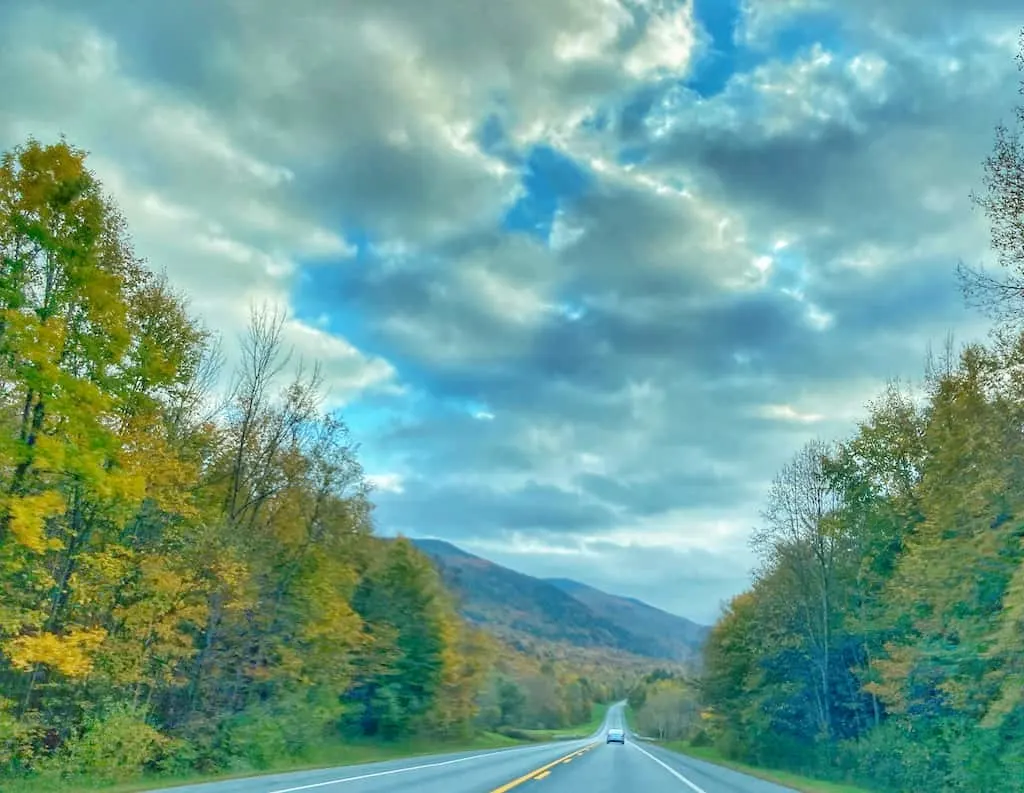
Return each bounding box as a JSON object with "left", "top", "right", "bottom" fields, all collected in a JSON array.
[
  {"left": 505, "top": 701, "right": 610, "bottom": 741},
  {"left": 621, "top": 705, "right": 872, "bottom": 792},
  {"left": 659, "top": 742, "right": 875, "bottom": 793},
  {"left": 3, "top": 731, "right": 525, "bottom": 793},
  {"left": 7, "top": 702, "right": 615, "bottom": 792}
]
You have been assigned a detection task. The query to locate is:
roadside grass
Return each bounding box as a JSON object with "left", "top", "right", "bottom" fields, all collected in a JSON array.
[
  {"left": 659, "top": 742, "right": 875, "bottom": 793},
  {"left": 2, "top": 731, "right": 524, "bottom": 793},
  {"left": 5, "top": 703, "right": 614, "bottom": 793},
  {"left": 504, "top": 701, "right": 610, "bottom": 741},
  {"left": 623, "top": 705, "right": 872, "bottom": 793}
]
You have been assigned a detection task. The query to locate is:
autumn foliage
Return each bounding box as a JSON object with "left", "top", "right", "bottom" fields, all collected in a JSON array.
[
  {"left": 0, "top": 138, "right": 608, "bottom": 785},
  {"left": 697, "top": 36, "right": 1024, "bottom": 793}
]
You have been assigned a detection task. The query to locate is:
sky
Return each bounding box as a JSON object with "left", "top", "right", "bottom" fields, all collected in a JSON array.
[{"left": 1, "top": 1, "right": 1021, "bottom": 625}]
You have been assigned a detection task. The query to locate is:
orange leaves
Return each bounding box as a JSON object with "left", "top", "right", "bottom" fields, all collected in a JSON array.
[{"left": 863, "top": 642, "right": 916, "bottom": 714}]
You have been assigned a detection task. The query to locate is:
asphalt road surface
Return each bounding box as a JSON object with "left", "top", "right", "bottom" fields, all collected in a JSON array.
[{"left": 157, "top": 703, "right": 798, "bottom": 793}]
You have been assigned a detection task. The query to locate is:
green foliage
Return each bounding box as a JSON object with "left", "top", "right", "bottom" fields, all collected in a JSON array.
[
  {"left": 56, "top": 704, "right": 170, "bottom": 784},
  {"left": 631, "top": 677, "right": 701, "bottom": 740},
  {"left": 698, "top": 335, "right": 1024, "bottom": 791}
]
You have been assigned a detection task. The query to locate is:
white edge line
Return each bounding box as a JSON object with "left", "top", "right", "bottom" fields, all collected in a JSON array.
[
  {"left": 629, "top": 741, "right": 708, "bottom": 793},
  {"left": 267, "top": 740, "right": 590, "bottom": 793}
]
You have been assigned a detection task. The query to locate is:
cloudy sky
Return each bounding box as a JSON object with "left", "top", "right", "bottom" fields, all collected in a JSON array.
[{"left": 2, "top": 1, "right": 1020, "bottom": 624}]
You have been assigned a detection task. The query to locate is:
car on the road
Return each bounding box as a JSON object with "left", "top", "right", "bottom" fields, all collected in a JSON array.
[{"left": 606, "top": 727, "right": 625, "bottom": 744}]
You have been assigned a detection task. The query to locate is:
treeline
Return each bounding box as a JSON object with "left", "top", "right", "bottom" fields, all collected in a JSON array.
[
  {"left": 627, "top": 670, "right": 701, "bottom": 741},
  {"left": 476, "top": 652, "right": 633, "bottom": 736},
  {"left": 0, "top": 138, "right": 608, "bottom": 787},
  {"left": 701, "top": 339, "right": 1024, "bottom": 791},
  {"left": 699, "top": 36, "right": 1024, "bottom": 793}
]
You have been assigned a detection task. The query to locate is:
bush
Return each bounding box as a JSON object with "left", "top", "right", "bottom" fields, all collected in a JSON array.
[
  {"left": 57, "top": 704, "right": 169, "bottom": 784},
  {"left": 219, "top": 691, "right": 340, "bottom": 770},
  {"left": 689, "top": 728, "right": 713, "bottom": 747},
  {"left": 0, "top": 699, "right": 37, "bottom": 775}
]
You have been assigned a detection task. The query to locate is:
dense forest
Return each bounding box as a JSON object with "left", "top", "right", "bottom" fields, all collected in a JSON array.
[
  {"left": 693, "top": 35, "right": 1024, "bottom": 793},
  {"left": 0, "top": 138, "right": 619, "bottom": 787}
]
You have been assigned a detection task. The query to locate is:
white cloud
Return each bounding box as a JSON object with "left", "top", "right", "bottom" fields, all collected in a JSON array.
[
  {"left": 367, "top": 473, "right": 406, "bottom": 494},
  {"left": 757, "top": 404, "right": 825, "bottom": 424},
  {"left": 624, "top": 3, "right": 698, "bottom": 77},
  {"left": 2, "top": 0, "right": 1017, "bottom": 621},
  {"left": 282, "top": 319, "right": 399, "bottom": 407},
  {"left": 0, "top": 3, "right": 393, "bottom": 406}
]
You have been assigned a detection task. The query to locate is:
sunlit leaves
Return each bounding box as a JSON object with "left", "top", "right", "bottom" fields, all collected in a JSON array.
[
  {"left": 6, "top": 491, "right": 65, "bottom": 553},
  {"left": 4, "top": 628, "right": 106, "bottom": 678}
]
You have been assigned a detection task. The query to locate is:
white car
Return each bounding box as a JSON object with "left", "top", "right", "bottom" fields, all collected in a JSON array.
[{"left": 606, "top": 728, "right": 625, "bottom": 744}]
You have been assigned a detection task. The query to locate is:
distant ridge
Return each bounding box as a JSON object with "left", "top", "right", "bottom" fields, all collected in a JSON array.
[
  {"left": 410, "top": 538, "right": 709, "bottom": 662},
  {"left": 412, "top": 538, "right": 478, "bottom": 558}
]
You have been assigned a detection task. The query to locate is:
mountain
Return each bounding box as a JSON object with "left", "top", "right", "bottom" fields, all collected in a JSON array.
[
  {"left": 544, "top": 577, "right": 710, "bottom": 653},
  {"left": 410, "top": 538, "right": 708, "bottom": 663}
]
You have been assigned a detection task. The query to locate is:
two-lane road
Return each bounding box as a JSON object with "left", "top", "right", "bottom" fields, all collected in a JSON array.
[{"left": 157, "top": 703, "right": 797, "bottom": 793}]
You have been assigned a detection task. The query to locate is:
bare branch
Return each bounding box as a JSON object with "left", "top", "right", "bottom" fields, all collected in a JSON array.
[{"left": 962, "top": 31, "right": 1024, "bottom": 322}]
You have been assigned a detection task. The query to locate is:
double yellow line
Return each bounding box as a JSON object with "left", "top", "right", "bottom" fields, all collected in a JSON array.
[{"left": 488, "top": 743, "right": 598, "bottom": 793}]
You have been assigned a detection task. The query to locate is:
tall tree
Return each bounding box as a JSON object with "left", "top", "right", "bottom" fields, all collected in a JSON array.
[
  {"left": 751, "top": 439, "right": 846, "bottom": 740},
  {"left": 958, "top": 29, "right": 1024, "bottom": 323}
]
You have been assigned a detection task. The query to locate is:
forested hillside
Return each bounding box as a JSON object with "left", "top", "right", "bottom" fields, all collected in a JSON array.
[
  {"left": 412, "top": 539, "right": 707, "bottom": 664},
  {"left": 545, "top": 577, "right": 709, "bottom": 659},
  {"left": 692, "top": 37, "right": 1024, "bottom": 793},
  {"left": 0, "top": 139, "right": 615, "bottom": 788}
]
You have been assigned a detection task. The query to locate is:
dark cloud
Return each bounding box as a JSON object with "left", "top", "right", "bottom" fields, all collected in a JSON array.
[
  {"left": 3, "top": 0, "right": 1017, "bottom": 622},
  {"left": 575, "top": 470, "right": 760, "bottom": 516},
  {"left": 373, "top": 479, "right": 620, "bottom": 539},
  {"left": 298, "top": 231, "right": 561, "bottom": 369}
]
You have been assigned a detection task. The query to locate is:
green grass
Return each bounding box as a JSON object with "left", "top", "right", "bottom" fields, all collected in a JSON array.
[
  {"left": 510, "top": 701, "right": 610, "bottom": 741},
  {"left": 3, "top": 731, "right": 525, "bottom": 793},
  {"left": 659, "top": 742, "right": 875, "bottom": 793},
  {"left": 6, "top": 703, "right": 615, "bottom": 792},
  {"left": 621, "top": 706, "right": 872, "bottom": 793}
]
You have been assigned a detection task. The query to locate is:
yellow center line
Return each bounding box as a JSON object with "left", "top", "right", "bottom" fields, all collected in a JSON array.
[{"left": 488, "top": 743, "right": 597, "bottom": 793}]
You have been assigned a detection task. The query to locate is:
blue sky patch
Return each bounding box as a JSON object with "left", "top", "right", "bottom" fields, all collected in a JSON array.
[
  {"left": 688, "top": 0, "right": 744, "bottom": 98},
  {"left": 685, "top": 1, "right": 846, "bottom": 100},
  {"left": 477, "top": 113, "right": 506, "bottom": 154},
  {"left": 502, "top": 145, "right": 593, "bottom": 243},
  {"left": 765, "top": 247, "right": 810, "bottom": 295}
]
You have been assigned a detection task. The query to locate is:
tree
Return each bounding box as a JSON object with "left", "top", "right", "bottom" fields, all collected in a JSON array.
[
  {"left": 0, "top": 135, "right": 574, "bottom": 785},
  {"left": 634, "top": 679, "right": 700, "bottom": 740},
  {"left": 696, "top": 35, "right": 1024, "bottom": 791},
  {"left": 958, "top": 29, "right": 1024, "bottom": 323},
  {"left": 346, "top": 538, "right": 455, "bottom": 739},
  {"left": 0, "top": 139, "right": 210, "bottom": 729},
  {"left": 751, "top": 439, "right": 847, "bottom": 741}
]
